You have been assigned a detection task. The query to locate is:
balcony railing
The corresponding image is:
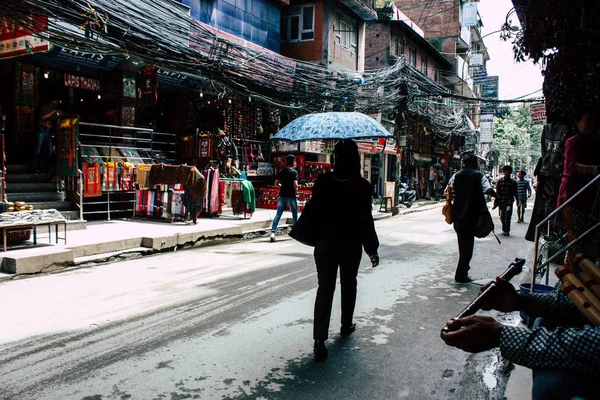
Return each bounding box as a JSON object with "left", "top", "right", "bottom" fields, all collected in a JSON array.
[{"left": 340, "top": 0, "right": 378, "bottom": 20}]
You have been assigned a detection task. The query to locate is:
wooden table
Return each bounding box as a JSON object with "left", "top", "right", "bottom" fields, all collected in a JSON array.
[{"left": 1, "top": 220, "right": 67, "bottom": 252}]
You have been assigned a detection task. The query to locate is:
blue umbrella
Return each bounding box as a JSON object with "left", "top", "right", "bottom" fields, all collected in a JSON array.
[{"left": 271, "top": 112, "right": 393, "bottom": 142}]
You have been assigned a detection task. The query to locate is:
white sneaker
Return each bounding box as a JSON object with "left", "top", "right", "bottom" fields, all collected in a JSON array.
[{"left": 270, "top": 233, "right": 276, "bottom": 242}]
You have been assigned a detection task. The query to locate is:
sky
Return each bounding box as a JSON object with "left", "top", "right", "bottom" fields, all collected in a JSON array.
[{"left": 477, "top": 0, "right": 544, "bottom": 100}]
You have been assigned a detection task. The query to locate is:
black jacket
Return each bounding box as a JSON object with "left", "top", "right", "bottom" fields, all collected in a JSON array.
[
  {"left": 452, "top": 167, "right": 485, "bottom": 224},
  {"left": 311, "top": 173, "right": 379, "bottom": 255}
]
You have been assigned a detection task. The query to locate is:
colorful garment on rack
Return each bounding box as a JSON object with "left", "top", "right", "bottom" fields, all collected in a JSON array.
[
  {"left": 148, "top": 164, "right": 207, "bottom": 201},
  {"left": 58, "top": 118, "right": 79, "bottom": 176},
  {"left": 120, "top": 163, "right": 134, "bottom": 191},
  {"left": 136, "top": 164, "right": 152, "bottom": 189},
  {"left": 171, "top": 192, "right": 184, "bottom": 220},
  {"left": 103, "top": 162, "right": 118, "bottom": 191},
  {"left": 224, "top": 181, "right": 233, "bottom": 204},
  {"left": 241, "top": 180, "right": 256, "bottom": 213},
  {"left": 83, "top": 162, "right": 102, "bottom": 198},
  {"left": 209, "top": 168, "right": 220, "bottom": 215},
  {"left": 231, "top": 181, "right": 244, "bottom": 215}
]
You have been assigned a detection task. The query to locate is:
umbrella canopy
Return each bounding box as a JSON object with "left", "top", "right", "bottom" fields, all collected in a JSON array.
[{"left": 272, "top": 112, "right": 394, "bottom": 142}]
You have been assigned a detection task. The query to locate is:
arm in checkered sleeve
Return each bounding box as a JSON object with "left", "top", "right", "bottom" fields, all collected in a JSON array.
[{"left": 500, "top": 325, "right": 600, "bottom": 377}]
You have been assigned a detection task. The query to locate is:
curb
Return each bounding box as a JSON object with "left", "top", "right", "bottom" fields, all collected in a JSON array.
[{"left": 0, "top": 201, "right": 444, "bottom": 281}]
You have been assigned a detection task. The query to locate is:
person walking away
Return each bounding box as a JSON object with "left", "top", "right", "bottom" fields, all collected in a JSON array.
[
  {"left": 446, "top": 154, "right": 496, "bottom": 283},
  {"left": 556, "top": 107, "right": 600, "bottom": 267},
  {"left": 516, "top": 170, "right": 533, "bottom": 223},
  {"left": 270, "top": 155, "right": 298, "bottom": 242},
  {"left": 32, "top": 99, "right": 60, "bottom": 174},
  {"left": 495, "top": 165, "right": 518, "bottom": 236},
  {"left": 310, "top": 140, "right": 379, "bottom": 361}
]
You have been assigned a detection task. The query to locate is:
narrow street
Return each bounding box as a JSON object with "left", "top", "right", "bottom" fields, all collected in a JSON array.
[{"left": 1, "top": 205, "right": 535, "bottom": 400}]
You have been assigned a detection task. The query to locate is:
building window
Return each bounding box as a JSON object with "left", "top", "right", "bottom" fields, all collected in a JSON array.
[
  {"left": 281, "top": 4, "right": 315, "bottom": 42},
  {"left": 421, "top": 57, "right": 428, "bottom": 75},
  {"left": 409, "top": 47, "right": 416, "bottom": 67},
  {"left": 336, "top": 18, "right": 357, "bottom": 50},
  {"left": 395, "top": 38, "right": 404, "bottom": 56},
  {"left": 434, "top": 69, "right": 440, "bottom": 83}
]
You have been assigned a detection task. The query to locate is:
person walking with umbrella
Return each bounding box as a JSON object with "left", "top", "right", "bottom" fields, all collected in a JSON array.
[{"left": 310, "top": 140, "right": 379, "bottom": 361}]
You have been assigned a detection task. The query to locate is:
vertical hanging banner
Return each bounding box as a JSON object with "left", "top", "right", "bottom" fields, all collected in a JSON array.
[
  {"left": 530, "top": 103, "right": 546, "bottom": 125},
  {"left": 463, "top": 2, "right": 478, "bottom": 27},
  {"left": 58, "top": 118, "right": 79, "bottom": 177},
  {"left": 0, "top": 14, "right": 49, "bottom": 59}
]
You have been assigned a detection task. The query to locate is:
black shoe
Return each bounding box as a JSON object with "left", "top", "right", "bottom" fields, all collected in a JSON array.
[
  {"left": 340, "top": 323, "right": 356, "bottom": 336},
  {"left": 314, "top": 339, "right": 328, "bottom": 362},
  {"left": 455, "top": 276, "right": 473, "bottom": 283}
]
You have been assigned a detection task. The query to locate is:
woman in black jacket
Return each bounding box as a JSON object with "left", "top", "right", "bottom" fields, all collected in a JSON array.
[{"left": 311, "top": 140, "right": 380, "bottom": 361}]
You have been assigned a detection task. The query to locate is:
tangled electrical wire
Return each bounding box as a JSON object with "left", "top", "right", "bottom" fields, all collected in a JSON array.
[{"left": 1, "top": 0, "right": 541, "bottom": 139}]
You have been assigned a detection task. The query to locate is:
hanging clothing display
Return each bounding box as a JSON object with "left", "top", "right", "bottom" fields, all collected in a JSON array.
[
  {"left": 103, "top": 162, "right": 118, "bottom": 191},
  {"left": 120, "top": 163, "right": 134, "bottom": 191},
  {"left": 58, "top": 117, "right": 79, "bottom": 177},
  {"left": 83, "top": 162, "right": 102, "bottom": 198},
  {"left": 136, "top": 164, "right": 152, "bottom": 190}
]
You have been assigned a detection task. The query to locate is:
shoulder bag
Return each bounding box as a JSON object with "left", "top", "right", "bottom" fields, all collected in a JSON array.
[{"left": 442, "top": 186, "right": 453, "bottom": 224}]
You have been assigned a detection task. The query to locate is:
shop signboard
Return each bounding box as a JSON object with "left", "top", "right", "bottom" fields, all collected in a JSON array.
[
  {"left": 463, "top": 2, "right": 478, "bottom": 27},
  {"left": 271, "top": 141, "right": 299, "bottom": 153},
  {"left": 481, "top": 75, "right": 499, "bottom": 99},
  {"left": 0, "top": 14, "right": 49, "bottom": 59},
  {"left": 480, "top": 114, "right": 494, "bottom": 143},
  {"left": 530, "top": 103, "right": 546, "bottom": 125},
  {"left": 384, "top": 138, "right": 400, "bottom": 155},
  {"left": 299, "top": 140, "right": 329, "bottom": 154},
  {"left": 64, "top": 73, "right": 101, "bottom": 92},
  {"left": 47, "top": 46, "right": 125, "bottom": 70},
  {"left": 356, "top": 141, "right": 377, "bottom": 154},
  {"left": 469, "top": 53, "right": 484, "bottom": 67}
]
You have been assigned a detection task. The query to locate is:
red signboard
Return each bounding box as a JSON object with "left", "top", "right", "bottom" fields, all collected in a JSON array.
[
  {"left": 356, "top": 141, "right": 377, "bottom": 154},
  {"left": 64, "top": 74, "right": 101, "bottom": 92},
  {"left": 0, "top": 14, "right": 49, "bottom": 59},
  {"left": 530, "top": 103, "right": 546, "bottom": 125}
]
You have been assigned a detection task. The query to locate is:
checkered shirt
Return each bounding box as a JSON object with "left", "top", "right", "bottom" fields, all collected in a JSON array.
[
  {"left": 496, "top": 177, "right": 517, "bottom": 207},
  {"left": 499, "top": 291, "right": 600, "bottom": 377}
]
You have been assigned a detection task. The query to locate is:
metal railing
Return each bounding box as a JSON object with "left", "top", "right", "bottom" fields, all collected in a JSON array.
[{"left": 531, "top": 174, "right": 600, "bottom": 289}]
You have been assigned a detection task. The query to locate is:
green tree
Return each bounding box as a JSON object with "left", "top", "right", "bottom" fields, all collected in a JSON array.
[{"left": 491, "top": 104, "right": 542, "bottom": 173}]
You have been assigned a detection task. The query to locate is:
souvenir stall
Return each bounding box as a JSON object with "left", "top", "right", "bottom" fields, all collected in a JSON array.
[{"left": 256, "top": 140, "right": 332, "bottom": 211}]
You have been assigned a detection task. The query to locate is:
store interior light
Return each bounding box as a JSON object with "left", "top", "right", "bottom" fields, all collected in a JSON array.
[
  {"left": 43, "top": 69, "right": 49, "bottom": 79},
  {"left": 228, "top": 99, "right": 232, "bottom": 104},
  {"left": 97, "top": 94, "right": 102, "bottom": 100},
  {"left": 80, "top": 98, "right": 84, "bottom": 102},
  {"left": 200, "top": 92, "right": 204, "bottom": 98}
]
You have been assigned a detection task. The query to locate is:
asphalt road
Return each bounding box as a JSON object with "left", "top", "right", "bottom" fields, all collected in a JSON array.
[{"left": 0, "top": 204, "right": 535, "bottom": 400}]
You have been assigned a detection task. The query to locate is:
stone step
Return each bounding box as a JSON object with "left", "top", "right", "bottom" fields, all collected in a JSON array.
[
  {"left": 0, "top": 271, "right": 15, "bottom": 282},
  {"left": 60, "top": 210, "right": 81, "bottom": 220},
  {"left": 74, "top": 247, "right": 153, "bottom": 266},
  {"left": 69, "top": 237, "right": 145, "bottom": 259},
  {"left": 66, "top": 220, "right": 87, "bottom": 231},
  {"left": 5, "top": 173, "right": 51, "bottom": 184},
  {"left": 7, "top": 192, "right": 65, "bottom": 203},
  {"left": 0, "top": 247, "right": 74, "bottom": 275},
  {"left": 25, "top": 201, "right": 72, "bottom": 211},
  {"left": 6, "top": 165, "right": 30, "bottom": 174},
  {"left": 6, "top": 182, "right": 57, "bottom": 193}
]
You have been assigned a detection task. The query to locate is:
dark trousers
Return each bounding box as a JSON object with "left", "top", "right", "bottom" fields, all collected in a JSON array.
[
  {"left": 313, "top": 241, "right": 362, "bottom": 340},
  {"left": 500, "top": 203, "right": 513, "bottom": 233},
  {"left": 453, "top": 219, "right": 476, "bottom": 280},
  {"left": 32, "top": 126, "right": 52, "bottom": 172}
]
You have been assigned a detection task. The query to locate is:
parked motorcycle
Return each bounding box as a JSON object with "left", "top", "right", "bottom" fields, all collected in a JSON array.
[{"left": 398, "top": 182, "right": 416, "bottom": 208}]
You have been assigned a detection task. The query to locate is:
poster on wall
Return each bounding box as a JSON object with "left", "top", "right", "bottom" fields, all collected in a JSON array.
[
  {"left": 363, "top": 157, "right": 371, "bottom": 181},
  {"left": 122, "top": 75, "right": 137, "bottom": 98},
  {"left": 14, "top": 63, "right": 39, "bottom": 106},
  {"left": 121, "top": 105, "right": 135, "bottom": 127}
]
